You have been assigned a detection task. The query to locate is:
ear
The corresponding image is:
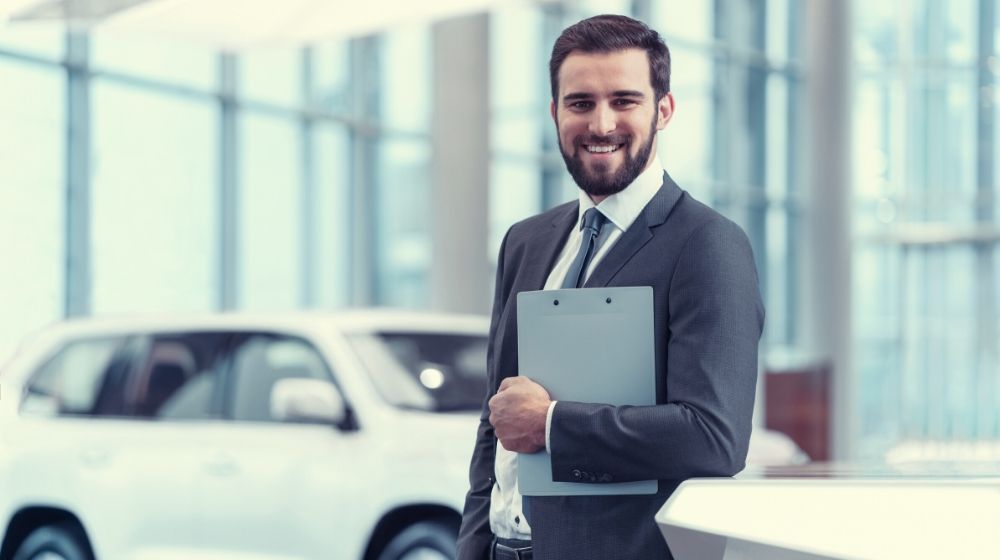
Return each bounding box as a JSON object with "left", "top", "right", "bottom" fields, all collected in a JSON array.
[
  {"left": 550, "top": 99, "right": 557, "bottom": 123},
  {"left": 656, "top": 92, "right": 675, "bottom": 131}
]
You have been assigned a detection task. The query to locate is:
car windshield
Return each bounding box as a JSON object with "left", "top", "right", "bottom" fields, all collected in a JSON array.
[{"left": 347, "top": 331, "right": 487, "bottom": 412}]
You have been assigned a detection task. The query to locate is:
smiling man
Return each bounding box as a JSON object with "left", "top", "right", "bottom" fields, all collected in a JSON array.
[
  {"left": 458, "top": 15, "right": 764, "bottom": 560},
  {"left": 556, "top": 49, "right": 667, "bottom": 201}
]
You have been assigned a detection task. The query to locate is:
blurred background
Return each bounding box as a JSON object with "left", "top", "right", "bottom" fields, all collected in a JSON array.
[{"left": 1, "top": 0, "right": 998, "bottom": 468}]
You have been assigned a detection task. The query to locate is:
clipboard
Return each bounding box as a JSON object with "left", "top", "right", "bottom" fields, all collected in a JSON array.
[{"left": 516, "top": 286, "right": 658, "bottom": 496}]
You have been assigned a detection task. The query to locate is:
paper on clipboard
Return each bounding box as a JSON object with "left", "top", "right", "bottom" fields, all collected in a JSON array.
[{"left": 516, "top": 286, "right": 658, "bottom": 496}]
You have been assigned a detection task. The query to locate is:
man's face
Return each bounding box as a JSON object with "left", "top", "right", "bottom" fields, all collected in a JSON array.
[{"left": 551, "top": 48, "right": 674, "bottom": 198}]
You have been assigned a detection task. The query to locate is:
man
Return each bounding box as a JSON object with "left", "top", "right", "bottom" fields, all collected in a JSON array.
[{"left": 458, "top": 14, "right": 764, "bottom": 560}]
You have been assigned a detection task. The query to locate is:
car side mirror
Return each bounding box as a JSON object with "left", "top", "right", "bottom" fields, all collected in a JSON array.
[{"left": 270, "top": 378, "right": 347, "bottom": 426}]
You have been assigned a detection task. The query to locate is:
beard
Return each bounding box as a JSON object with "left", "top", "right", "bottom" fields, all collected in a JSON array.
[{"left": 559, "top": 114, "right": 658, "bottom": 198}]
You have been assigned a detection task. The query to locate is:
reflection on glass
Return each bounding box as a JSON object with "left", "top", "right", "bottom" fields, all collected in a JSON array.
[
  {"left": 912, "top": 0, "right": 976, "bottom": 62},
  {"left": 240, "top": 46, "right": 302, "bottom": 107},
  {"left": 311, "top": 41, "right": 351, "bottom": 113},
  {"left": 766, "top": 74, "right": 790, "bottom": 198},
  {"left": 766, "top": 0, "right": 792, "bottom": 61},
  {"left": 489, "top": 161, "right": 542, "bottom": 258},
  {"left": 379, "top": 26, "right": 430, "bottom": 132},
  {"left": 239, "top": 113, "right": 302, "bottom": 310},
  {"left": 650, "top": 0, "right": 712, "bottom": 44},
  {"left": 314, "top": 124, "right": 351, "bottom": 308},
  {"left": 492, "top": 115, "right": 543, "bottom": 156},
  {"left": 852, "top": 0, "right": 998, "bottom": 457},
  {"left": 657, "top": 48, "right": 712, "bottom": 195},
  {"left": 490, "top": 6, "right": 543, "bottom": 110},
  {"left": 765, "top": 208, "right": 789, "bottom": 345},
  {"left": 91, "top": 81, "right": 217, "bottom": 314},
  {"left": 853, "top": 2, "right": 899, "bottom": 65},
  {"left": 574, "top": 0, "right": 631, "bottom": 19},
  {"left": 0, "top": 23, "right": 63, "bottom": 59},
  {"left": 91, "top": 30, "right": 216, "bottom": 91},
  {"left": 0, "top": 58, "right": 64, "bottom": 364},
  {"left": 376, "top": 138, "right": 430, "bottom": 307}
]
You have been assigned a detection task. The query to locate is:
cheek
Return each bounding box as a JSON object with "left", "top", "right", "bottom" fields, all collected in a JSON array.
[
  {"left": 626, "top": 120, "right": 650, "bottom": 146},
  {"left": 558, "top": 117, "right": 587, "bottom": 139},
  {"left": 557, "top": 125, "right": 579, "bottom": 149}
]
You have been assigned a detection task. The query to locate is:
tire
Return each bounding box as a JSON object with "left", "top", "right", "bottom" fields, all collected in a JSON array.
[
  {"left": 12, "top": 522, "right": 93, "bottom": 560},
  {"left": 375, "top": 520, "right": 458, "bottom": 560}
]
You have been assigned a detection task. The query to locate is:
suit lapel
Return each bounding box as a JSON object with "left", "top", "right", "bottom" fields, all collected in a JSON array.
[
  {"left": 584, "top": 171, "right": 685, "bottom": 288},
  {"left": 522, "top": 202, "right": 578, "bottom": 291}
]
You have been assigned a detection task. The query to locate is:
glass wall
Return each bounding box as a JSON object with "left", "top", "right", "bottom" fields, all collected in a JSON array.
[
  {"left": 90, "top": 83, "right": 218, "bottom": 314},
  {"left": 852, "top": 0, "right": 1000, "bottom": 458},
  {"left": 0, "top": 55, "right": 64, "bottom": 364},
  {"left": 0, "top": 23, "right": 430, "bottom": 365},
  {"left": 238, "top": 113, "right": 302, "bottom": 310},
  {"left": 374, "top": 26, "right": 433, "bottom": 307}
]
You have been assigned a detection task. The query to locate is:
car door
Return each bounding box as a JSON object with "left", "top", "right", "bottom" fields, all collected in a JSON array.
[
  {"left": 14, "top": 332, "right": 229, "bottom": 559},
  {"left": 106, "top": 330, "right": 235, "bottom": 558},
  {"left": 195, "top": 332, "right": 375, "bottom": 560}
]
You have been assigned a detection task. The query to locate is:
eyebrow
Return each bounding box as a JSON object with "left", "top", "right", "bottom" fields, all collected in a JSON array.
[{"left": 562, "top": 90, "right": 646, "bottom": 102}]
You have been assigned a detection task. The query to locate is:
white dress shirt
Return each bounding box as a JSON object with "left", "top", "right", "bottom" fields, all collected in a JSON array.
[{"left": 489, "top": 158, "right": 665, "bottom": 540}]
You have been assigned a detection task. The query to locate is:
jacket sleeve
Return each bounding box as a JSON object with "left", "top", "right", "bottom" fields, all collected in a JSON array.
[
  {"left": 548, "top": 217, "right": 764, "bottom": 482},
  {"left": 456, "top": 230, "right": 510, "bottom": 559}
]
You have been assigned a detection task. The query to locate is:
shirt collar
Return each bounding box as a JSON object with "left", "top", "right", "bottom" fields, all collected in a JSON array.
[{"left": 576, "top": 156, "right": 664, "bottom": 232}]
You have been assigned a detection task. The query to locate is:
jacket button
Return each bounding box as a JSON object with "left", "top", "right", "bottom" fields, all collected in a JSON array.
[
  {"left": 572, "top": 469, "right": 582, "bottom": 479},
  {"left": 515, "top": 516, "right": 520, "bottom": 524}
]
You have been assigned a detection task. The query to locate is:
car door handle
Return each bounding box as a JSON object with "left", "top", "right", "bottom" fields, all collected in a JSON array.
[{"left": 204, "top": 453, "right": 239, "bottom": 478}]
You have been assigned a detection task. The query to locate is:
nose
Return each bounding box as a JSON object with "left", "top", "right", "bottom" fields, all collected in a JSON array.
[{"left": 588, "top": 103, "right": 616, "bottom": 137}]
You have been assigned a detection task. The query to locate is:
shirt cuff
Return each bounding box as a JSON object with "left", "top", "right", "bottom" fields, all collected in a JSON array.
[{"left": 545, "top": 400, "right": 558, "bottom": 452}]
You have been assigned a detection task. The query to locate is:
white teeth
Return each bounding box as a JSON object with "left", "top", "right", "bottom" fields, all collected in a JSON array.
[{"left": 586, "top": 144, "right": 621, "bottom": 153}]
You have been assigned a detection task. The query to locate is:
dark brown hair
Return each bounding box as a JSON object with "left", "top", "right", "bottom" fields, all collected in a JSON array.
[{"left": 549, "top": 14, "right": 671, "bottom": 101}]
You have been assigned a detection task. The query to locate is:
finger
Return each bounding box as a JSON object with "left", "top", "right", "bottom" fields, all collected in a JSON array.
[
  {"left": 503, "top": 438, "right": 525, "bottom": 453},
  {"left": 498, "top": 377, "right": 518, "bottom": 391}
]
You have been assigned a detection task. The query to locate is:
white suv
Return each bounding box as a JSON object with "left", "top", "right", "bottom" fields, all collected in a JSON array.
[{"left": 0, "top": 311, "right": 489, "bottom": 560}]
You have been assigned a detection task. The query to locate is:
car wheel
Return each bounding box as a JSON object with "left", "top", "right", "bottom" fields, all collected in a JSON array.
[
  {"left": 12, "top": 523, "right": 93, "bottom": 560},
  {"left": 376, "top": 520, "right": 457, "bottom": 560}
]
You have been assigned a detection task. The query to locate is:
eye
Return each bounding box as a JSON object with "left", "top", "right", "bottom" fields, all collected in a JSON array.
[
  {"left": 613, "top": 98, "right": 638, "bottom": 107},
  {"left": 568, "top": 101, "right": 593, "bottom": 110}
]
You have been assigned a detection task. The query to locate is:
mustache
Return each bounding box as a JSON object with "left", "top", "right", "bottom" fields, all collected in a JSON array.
[{"left": 575, "top": 134, "right": 631, "bottom": 147}]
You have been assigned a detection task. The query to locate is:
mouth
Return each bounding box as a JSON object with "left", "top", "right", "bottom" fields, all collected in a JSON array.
[{"left": 582, "top": 143, "right": 626, "bottom": 155}]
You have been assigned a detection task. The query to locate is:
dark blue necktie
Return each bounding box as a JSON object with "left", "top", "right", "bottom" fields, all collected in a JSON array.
[{"left": 561, "top": 207, "right": 609, "bottom": 289}]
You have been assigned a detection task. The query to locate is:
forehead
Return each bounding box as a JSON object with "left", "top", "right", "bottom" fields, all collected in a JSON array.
[{"left": 557, "top": 48, "right": 652, "bottom": 96}]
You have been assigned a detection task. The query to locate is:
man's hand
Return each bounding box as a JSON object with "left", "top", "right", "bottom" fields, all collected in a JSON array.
[{"left": 488, "top": 376, "right": 551, "bottom": 453}]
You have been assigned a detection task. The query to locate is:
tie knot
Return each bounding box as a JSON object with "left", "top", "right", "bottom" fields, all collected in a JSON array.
[{"left": 581, "top": 208, "right": 607, "bottom": 235}]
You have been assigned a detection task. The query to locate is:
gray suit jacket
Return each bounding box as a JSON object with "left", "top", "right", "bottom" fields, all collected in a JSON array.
[{"left": 457, "top": 172, "right": 764, "bottom": 560}]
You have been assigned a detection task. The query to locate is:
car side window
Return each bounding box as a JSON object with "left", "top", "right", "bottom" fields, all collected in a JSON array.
[
  {"left": 226, "top": 334, "right": 333, "bottom": 423},
  {"left": 121, "top": 332, "right": 230, "bottom": 420},
  {"left": 22, "top": 337, "right": 128, "bottom": 416}
]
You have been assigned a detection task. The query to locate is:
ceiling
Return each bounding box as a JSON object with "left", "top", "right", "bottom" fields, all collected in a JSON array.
[{"left": 1, "top": 0, "right": 533, "bottom": 49}]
